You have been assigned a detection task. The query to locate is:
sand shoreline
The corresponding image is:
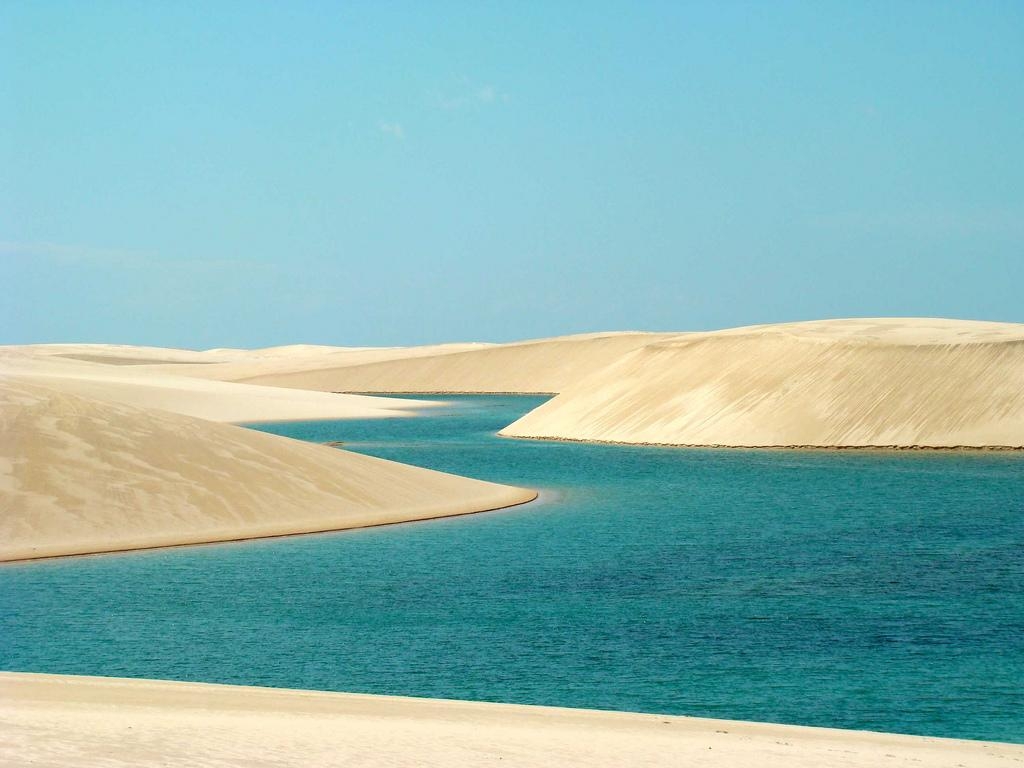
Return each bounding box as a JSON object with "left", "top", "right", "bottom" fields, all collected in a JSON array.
[
  {"left": 335, "top": 389, "right": 559, "bottom": 395},
  {"left": 227, "top": 400, "right": 444, "bottom": 426},
  {"left": 0, "top": 380, "right": 538, "bottom": 563},
  {"left": 1, "top": 672, "right": 1020, "bottom": 767},
  {"left": 0, "top": 492, "right": 539, "bottom": 565},
  {"left": 500, "top": 433, "right": 1024, "bottom": 451},
  {"left": 501, "top": 319, "right": 1024, "bottom": 448}
]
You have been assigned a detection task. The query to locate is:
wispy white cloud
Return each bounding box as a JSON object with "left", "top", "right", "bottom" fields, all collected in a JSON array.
[
  {"left": 428, "top": 82, "right": 509, "bottom": 111},
  {"left": 476, "top": 85, "right": 498, "bottom": 104},
  {"left": 379, "top": 121, "right": 405, "bottom": 140}
]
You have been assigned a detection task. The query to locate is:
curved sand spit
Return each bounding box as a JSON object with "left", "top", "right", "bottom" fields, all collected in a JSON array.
[
  {"left": 239, "top": 332, "right": 676, "bottom": 393},
  {"left": 1, "top": 673, "right": 1020, "bottom": 768},
  {"left": 0, "top": 380, "right": 535, "bottom": 561},
  {"left": 501, "top": 318, "right": 1024, "bottom": 448}
]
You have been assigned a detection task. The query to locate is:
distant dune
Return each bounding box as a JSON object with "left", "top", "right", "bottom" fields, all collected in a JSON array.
[
  {"left": 3, "top": 341, "right": 496, "bottom": 382},
  {"left": 7, "top": 320, "right": 1023, "bottom": 448},
  {"left": 5, "top": 342, "right": 235, "bottom": 365},
  {"left": 0, "top": 348, "right": 436, "bottom": 423},
  {"left": 501, "top": 319, "right": 1024, "bottom": 448},
  {"left": 141, "top": 342, "right": 496, "bottom": 382},
  {"left": 239, "top": 332, "right": 675, "bottom": 393},
  {"left": 2, "top": 673, "right": 1020, "bottom": 768},
  {"left": 0, "top": 380, "right": 535, "bottom": 561}
]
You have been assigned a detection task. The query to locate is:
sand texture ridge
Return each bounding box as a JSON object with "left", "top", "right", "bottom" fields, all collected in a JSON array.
[
  {"left": 20, "top": 341, "right": 498, "bottom": 382},
  {"left": 0, "top": 380, "right": 536, "bottom": 561},
  {"left": 1, "top": 674, "right": 1020, "bottom": 768},
  {"left": 238, "top": 332, "right": 676, "bottom": 393},
  {"left": 501, "top": 318, "right": 1024, "bottom": 448},
  {"left": 143, "top": 342, "right": 497, "bottom": 382},
  {"left": 0, "top": 347, "right": 437, "bottom": 423}
]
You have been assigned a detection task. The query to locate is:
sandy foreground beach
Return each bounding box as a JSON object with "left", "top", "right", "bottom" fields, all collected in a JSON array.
[
  {"left": 501, "top": 318, "right": 1024, "bottom": 448},
  {"left": 1, "top": 673, "right": 1020, "bottom": 768}
]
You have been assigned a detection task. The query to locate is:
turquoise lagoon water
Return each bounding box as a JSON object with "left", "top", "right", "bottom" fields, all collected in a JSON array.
[{"left": 2, "top": 395, "right": 1022, "bottom": 742}]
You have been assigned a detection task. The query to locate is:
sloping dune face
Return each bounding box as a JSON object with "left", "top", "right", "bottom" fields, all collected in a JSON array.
[
  {"left": 500, "top": 319, "right": 1024, "bottom": 448},
  {"left": 0, "top": 381, "right": 536, "bottom": 561},
  {"left": 241, "top": 333, "right": 675, "bottom": 394}
]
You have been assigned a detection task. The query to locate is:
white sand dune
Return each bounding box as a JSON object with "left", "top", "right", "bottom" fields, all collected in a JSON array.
[
  {"left": 1, "top": 673, "right": 1019, "bottom": 768},
  {"left": 135, "top": 342, "right": 496, "bottom": 382},
  {"left": 2, "top": 342, "right": 496, "bottom": 388},
  {"left": 0, "top": 380, "right": 535, "bottom": 561},
  {"left": 2, "top": 342, "right": 236, "bottom": 365},
  {"left": 240, "top": 332, "right": 675, "bottom": 393},
  {"left": 0, "top": 349, "right": 436, "bottom": 423},
  {"left": 4, "top": 342, "right": 401, "bottom": 364},
  {"left": 501, "top": 318, "right": 1024, "bottom": 448}
]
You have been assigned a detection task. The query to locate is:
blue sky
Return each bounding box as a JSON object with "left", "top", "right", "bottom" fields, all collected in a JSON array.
[{"left": 2, "top": 1, "right": 1022, "bottom": 347}]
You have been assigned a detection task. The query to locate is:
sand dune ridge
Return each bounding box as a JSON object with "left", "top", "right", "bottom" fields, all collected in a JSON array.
[
  {"left": 501, "top": 318, "right": 1024, "bottom": 448},
  {"left": 0, "top": 380, "right": 535, "bottom": 561}
]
